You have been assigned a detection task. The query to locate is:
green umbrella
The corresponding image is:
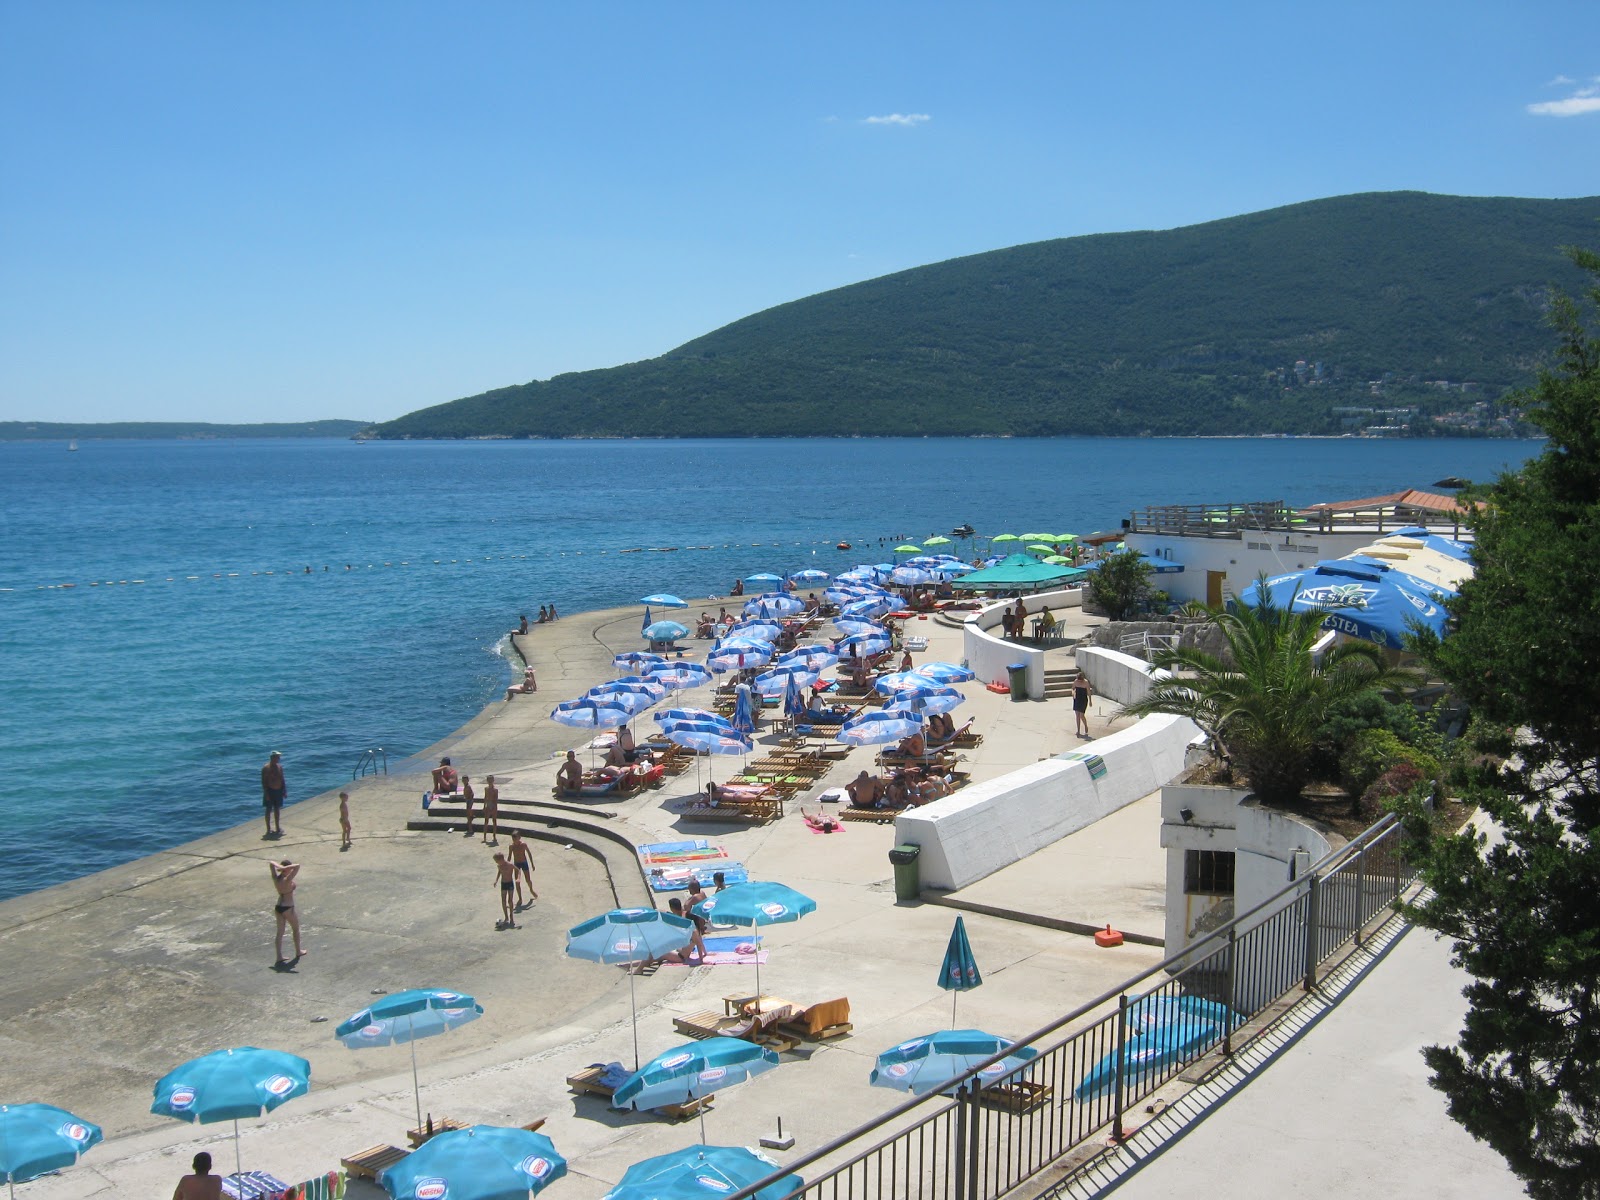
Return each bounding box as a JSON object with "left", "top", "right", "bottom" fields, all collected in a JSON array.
[
  {"left": 1042, "top": 555, "right": 1069, "bottom": 565},
  {"left": 1017, "top": 532, "right": 1053, "bottom": 542},
  {"left": 990, "top": 533, "right": 1019, "bottom": 544},
  {"left": 1026, "top": 544, "right": 1055, "bottom": 554},
  {"left": 1055, "top": 533, "right": 1078, "bottom": 542},
  {"left": 894, "top": 544, "right": 922, "bottom": 554},
  {"left": 923, "top": 535, "right": 952, "bottom": 546}
]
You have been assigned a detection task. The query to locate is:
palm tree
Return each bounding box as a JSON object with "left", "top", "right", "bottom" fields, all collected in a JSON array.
[{"left": 1120, "top": 577, "right": 1417, "bottom": 804}]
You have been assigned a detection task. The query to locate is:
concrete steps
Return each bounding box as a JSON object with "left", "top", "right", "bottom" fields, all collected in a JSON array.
[{"left": 1043, "top": 667, "right": 1080, "bottom": 700}]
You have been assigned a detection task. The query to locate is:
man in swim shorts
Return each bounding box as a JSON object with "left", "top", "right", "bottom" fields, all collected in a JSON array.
[
  {"left": 557, "top": 751, "right": 583, "bottom": 794},
  {"left": 338, "top": 790, "right": 351, "bottom": 850},
  {"left": 460, "top": 774, "right": 476, "bottom": 836},
  {"left": 508, "top": 830, "right": 538, "bottom": 906},
  {"left": 492, "top": 851, "right": 517, "bottom": 928},
  {"left": 482, "top": 774, "right": 499, "bottom": 843},
  {"left": 260, "top": 751, "right": 286, "bottom": 836}
]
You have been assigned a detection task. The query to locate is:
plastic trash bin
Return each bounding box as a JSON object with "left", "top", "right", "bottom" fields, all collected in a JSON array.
[
  {"left": 889, "top": 843, "right": 922, "bottom": 901},
  {"left": 1006, "top": 662, "right": 1029, "bottom": 701}
]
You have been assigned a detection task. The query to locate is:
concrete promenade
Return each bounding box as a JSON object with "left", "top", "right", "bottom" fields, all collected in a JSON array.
[{"left": 0, "top": 594, "right": 1521, "bottom": 1198}]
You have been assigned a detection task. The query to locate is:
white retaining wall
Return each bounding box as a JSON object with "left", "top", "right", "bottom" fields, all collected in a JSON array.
[
  {"left": 895, "top": 712, "right": 1200, "bottom": 891},
  {"left": 961, "top": 588, "right": 1085, "bottom": 700},
  {"left": 1074, "top": 644, "right": 1167, "bottom": 706}
]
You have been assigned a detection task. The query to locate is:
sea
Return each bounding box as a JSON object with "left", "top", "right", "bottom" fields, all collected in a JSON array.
[{"left": 0, "top": 436, "right": 1538, "bottom": 901}]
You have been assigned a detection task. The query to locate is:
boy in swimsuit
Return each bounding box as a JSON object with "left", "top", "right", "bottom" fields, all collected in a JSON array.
[
  {"left": 492, "top": 852, "right": 517, "bottom": 928},
  {"left": 269, "top": 859, "right": 303, "bottom": 963},
  {"left": 482, "top": 774, "right": 499, "bottom": 843},
  {"left": 261, "top": 751, "right": 286, "bottom": 836},
  {"left": 508, "top": 830, "right": 538, "bottom": 907},
  {"left": 338, "top": 791, "right": 351, "bottom": 850},
  {"left": 460, "top": 774, "right": 476, "bottom": 836}
]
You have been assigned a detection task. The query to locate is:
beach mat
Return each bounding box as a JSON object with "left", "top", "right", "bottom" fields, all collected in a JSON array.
[
  {"left": 695, "top": 935, "right": 767, "bottom": 966},
  {"left": 645, "top": 863, "right": 750, "bottom": 892},
  {"left": 638, "top": 839, "right": 729, "bottom": 865}
]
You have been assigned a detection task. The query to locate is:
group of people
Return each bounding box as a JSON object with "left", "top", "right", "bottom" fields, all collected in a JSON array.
[
  {"left": 516, "top": 604, "right": 559, "bottom": 634},
  {"left": 490, "top": 830, "right": 539, "bottom": 929},
  {"left": 431, "top": 756, "right": 501, "bottom": 841},
  {"left": 845, "top": 766, "right": 953, "bottom": 810},
  {"left": 644, "top": 874, "right": 734, "bottom": 966}
]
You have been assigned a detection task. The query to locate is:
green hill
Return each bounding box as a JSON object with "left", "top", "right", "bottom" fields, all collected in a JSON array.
[{"left": 367, "top": 191, "right": 1600, "bottom": 439}]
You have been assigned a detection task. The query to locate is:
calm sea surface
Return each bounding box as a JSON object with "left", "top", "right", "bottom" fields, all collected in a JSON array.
[{"left": 0, "top": 436, "right": 1536, "bottom": 900}]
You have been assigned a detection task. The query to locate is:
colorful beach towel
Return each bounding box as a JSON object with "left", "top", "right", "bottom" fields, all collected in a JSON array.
[
  {"left": 222, "top": 1172, "right": 291, "bottom": 1200},
  {"left": 650, "top": 934, "right": 766, "bottom": 967},
  {"left": 638, "top": 839, "right": 729, "bottom": 865},
  {"left": 644, "top": 863, "right": 750, "bottom": 892},
  {"left": 1063, "top": 751, "right": 1108, "bottom": 780}
]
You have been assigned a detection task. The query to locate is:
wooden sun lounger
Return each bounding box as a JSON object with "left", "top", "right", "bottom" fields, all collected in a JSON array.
[
  {"left": 567, "top": 1066, "right": 711, "bottom": 1120},
  {"left": 979, "top": 1079, "right": 1054, "bottom": 1113},
  {"left": 678, "top": 794, "right": 784, "bottom": 823},
  {"left": 840, "top": 805, "right": 895, "bottom": 823},
  {"left": 341, "top": 1143, "right": 409, "bottom": 1181},
  {"left": 673, "top": 1007, "right": 801, "bottom": 1053},
  {"left": 777, "top": 997, "right": 853, "bottom": 1042}
]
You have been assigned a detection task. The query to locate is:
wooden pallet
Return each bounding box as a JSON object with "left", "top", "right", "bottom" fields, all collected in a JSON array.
[
  {"left": 979, "top": 1080, "right": 1053, "bottom": 1114},
  {"left": 341, "top": 1143, "right": 409, "bottom": 1181}
]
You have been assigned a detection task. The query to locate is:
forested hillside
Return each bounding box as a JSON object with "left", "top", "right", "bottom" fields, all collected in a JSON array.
[{"left": 367, "top": 192, "right": 1600, "bottom": 439}]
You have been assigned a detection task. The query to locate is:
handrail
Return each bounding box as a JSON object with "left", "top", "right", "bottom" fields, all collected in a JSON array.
[
  {"left": 352, "top": 747, "right": 387, "bottom": 779},
  {"left": 725, "top": 812, "right": 1411, "bottom": 1200}
]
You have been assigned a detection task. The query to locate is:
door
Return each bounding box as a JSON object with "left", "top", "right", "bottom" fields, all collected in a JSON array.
[{"left": 1206, "top": 570, "right": 1225, "bottom": 607}]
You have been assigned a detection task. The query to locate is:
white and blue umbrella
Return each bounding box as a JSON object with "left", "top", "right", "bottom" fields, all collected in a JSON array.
[
  {"left": 641, "top": 593, "right": 689, "bottom": 607},
  {"left": 838, "top": 710, "right": 924, "bottom": 752},
  {"left": 644, "top": 620, "right": 691, "bottom": 642},
  {"left": 842, "top": 597, "right": 897, "bottom": 620},
  {"left": 665, "top": 726, "right": 753, "bottom": 794},
  {"left": 708, "top": 643, "right": 773, "bottom": 673},
  {"left": 568, "top": 908, "right": 697, "bottom": 1068},
  {"left": 870, "top": 1030, "right": 1038, "bottom": 1097},
  {"left": 551, "top": 698, "right": 633, "bottom": 730},
  {"left": 913, "top": 661, "right": 977, "bottom": 684},
  {"left": 612, "top": 1038, "right": 780, "bottom": 1142},
  {"left": 654, "top": 707, "right": 730, "bottom": 728},
  {"left": 788, "top": 568, "right": 830, "bottom": 585},
  {"left": 836, "top": 631, "right": 892, "bottom": 658},
  {"left": 0, "top": 1104, "right": 102, "bottom": 1194},
  {"left": 731, "top": 684, "right": 758, "bottom": 735},
  {"left": 604, "top": 1144, "right": 801, "bottom": 1200},
  {"left": 783, "top": 674, "right": 808, "bottom": 721},
  {"left": 751, "top": 664, "right": 819, "bottom": 696},
  {"left": 646, "top": 661, "right": 714, "bottom": 692},
  {"left": 777, "top": 644, "right": 838, "bottom": 671},
  {"left": 1238, "top": 559, "right": 1454, "bottom": 650},
  {"left": 585, "top": 687, "right": 662, "bottom": 719},
  {"left": 614, "top": 650, "right": 667, "bottom": 672},
  {"left": 1394, "top": 527, "right": 1474, "bottom": 562},
  {"left": 725, "top": 619, "right": 783, "bottom": 642},
  {"left": 152, "top": 1047, "right": 311, "bottom": 1183},
  {"left": 891, "top": 566, "right": 934, "bottom": 586},
  {"left": 833, "top": 617, "right": 890, "bottom": 639},
  {"left": 744, "top": 594, "right": 803, "bottom": 619},
  {"left": 835, "top": 568, "right": 877, "bottom": 583},
  {"left": 886, "top": 685, "right": 966, "bottom": 717},
  {"left": 691, "top": 881, "right": 817, "bottom": 1005},
  {"left": 379, "top": 1125, "right": 566, "bottom": 1199},
  {"left": 336, "top": 989, "right": 484, "bottom": 1130},
  {"left": 744, "top": 573, "right": 785, "bottom": 587},
  {"left": 593, "top": 675, "right": 670, "bottom": 699},
  {"left": 874, "top": 670, "right": 936, "bottom": 696}
]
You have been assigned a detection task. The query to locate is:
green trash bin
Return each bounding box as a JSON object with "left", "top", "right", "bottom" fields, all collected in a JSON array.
[
  {"left": 1006, "top": 661, "right": 1029, "bottom": 701},
  {"left": 889, "top": 843, "right": 922, "bottom": 901}
]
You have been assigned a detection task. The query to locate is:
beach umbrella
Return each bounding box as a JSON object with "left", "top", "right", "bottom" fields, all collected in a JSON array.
[
  {"left": 614, "top": 650, "right": 667, "bottom": 671},
  {"left": 788, "top": 568, "right": 830, "bottom": 584},
  {"left": 603, "top": 1144, "right": 802, "bottom": 1200},
  {"left": 782, "top": 673, "right": 808, "bottom": 721},
  {"left": 666, "top": 726, "right": 752, "bottom": 794},
  {"left": 751, "top": 664, "right": 819, "bottom": 696},
  {"left": 778, "top": 644, "right": 838, "bottom": 671},
  {"left": 0, "top": 1104, "right": 102, "bottom": 1195},
  {"left": 725, "top": 619, "right": 783, "bottom": 642},
  {"left": 836, "top": 631, "right": 892, "bottom": 662},
  {"left": 336, "top": 988, "right": 484, "bottom": 1131},
  {"left": 891, "top": 566, "right": 933, "bottom": 586},
  {"left": 834, "top": 569, "right": 877, "bottom": 584},
  {"left": 1238, "top": 559, "right": 1454, "bottom": 650},
  {"left": 1055, "top": 533, "right": 1078, "bottom": 542},
  {"left": 933, "top": 561, "right": 976, "bottom": 575},
  {"left": 568, "top": 908, "right": 696, "bottom": 1069},
  {"left": 893, "top": 544, "right": 921, "bottom": 555},
  {"left": 550, "top": 698, "right": 632, "bottom": 730},
  {"left": 744, "top": 573, "right": 785, "bottom": 586},
  {"left": 744, "top": 594, "right": 803, "bottom": 619},
  {"left": 641, "top": 604, "right": 652, "bottom": 634},
  {"left": 731, "top": 683, "right": 758, "bottom": 735},
  {"left": 1026, "top": 544, "right": 1055, "bottom": 555},
  {"left": 152, "top": 1047, "right": 311, "bottom": 1183},
  {"left": 644, "top": 620, "right": 691, "bottom": 642},
  {"left": 690, "top": 882, "right": 816, "bottom": 1008},
  {"left": 641, "top": 593, "right": 689, "bottom": 607},
  {"left": 870, "top": 1030, "right": 1037, "bottom": 1097},
  {"left": 1071, "top": 995, "right": 1237, "bottom": 1102},
  {"left": 1042, "top": 555, "right": 1069, "bottom": 565},
  {"left": 923, "top": 535, "right": 952, "bottom": 546},
  {"left": 707, "top": 643, "right": 773, "bottom": 673},
  {"left": 612, "top": 1038, "right": 780, "bottom": 1142},
  {"left": 654, "top": 707, "right": 730, "bottom": 728},
  {"left": 378, "top": 1124, "right": 566, "bottom": 1199},
  {"left": 837, "top": 711, "right": 923, "bottom": 758},
  {"left": 885, "top": 685, "right": 966, "bottom": 716},
  {"left": 832, "top": 617, "right": 890, "bottom": 639},
  {"left": 937, "top": 916, "right": 983, "bottom": 1028},
  {"left": 874, "top": 670, "right": 938, "bottom": 696},
  {"left": 842, "top": 597, "right": 897, "bottom": 620},
  {"left": 990, "top": 534, "right": 1019, "bottom": 545},
  {"left": 1394, "top": 526, "right": 1474, "bottom": 562},
  {"left": 912, "top": 661, "right": 977, "bottom": 684},
  {"left": 646, "top": 661, "right": 713, "bottom": 692}
]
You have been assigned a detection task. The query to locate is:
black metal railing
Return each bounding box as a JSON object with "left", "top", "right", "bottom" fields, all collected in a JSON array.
[{"left": 728, "top": 815, "right": 1416, "bottom": 1200}]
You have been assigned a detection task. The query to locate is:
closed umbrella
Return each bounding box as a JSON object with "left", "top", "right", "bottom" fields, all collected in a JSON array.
[
  {"left": 937, "top": 916, "right": 983, "bottom": 1028},
  {"left": 567, "top": 909, "right": 696, "bottom": 1069},
  {"left": 731, "top": 684, "right": 757, "bottom": 735},
  {"left": 378, "top": 1125, "right": 566, "bottom": 1199},
  {"left": 690, "top": 881, "right": 816, "bottom": 1009},
  {"left": 0, "top": 1104, "right": 102, "bottom": 1197},
  {"left": 870, "top": 1030, "right": 1037, "bottom": 1096},
  {"left": 783, "top": 674, "right": 808, "bottom": 721},
  {"left": 603, "top": 1144, "right": 801, "bottom": 1200},
  {"left": 152, "top": 1047, "right": 311, "bottom": 1185},
  {"left": 611, "top": 1038, "right": 780, "bottom": 1142},
  {"left": 336, "top": 988, "right": 484, "bottom": 1131}
]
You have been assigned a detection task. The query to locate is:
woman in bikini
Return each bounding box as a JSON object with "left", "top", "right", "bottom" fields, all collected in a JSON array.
[{"left": 269, "top": 860, "right": 303, "bottom": 963}]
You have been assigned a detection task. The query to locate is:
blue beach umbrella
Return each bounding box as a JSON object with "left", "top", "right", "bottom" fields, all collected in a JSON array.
[
  {"left": 707, "top": 643, "right": 773, "bottom": 673},
  {"left": 836, "top": 631, "right": 892, "bottom": 658},
  {"left": 744, "top": 594, "right": 803, "bottom": 619},
  {"left": 937, "top": 916, "right": 983, "bottom": 1027},
  {"left": 891, "top": 566, "right": 933, "bottom": 586},
  {"left": 614, "top": 650, "right": 667, "bottom": 672},
  {"left": 731, "top": 683, "right": 757, "bottom": 734},
  {"left": 725, "top": 619, "right": 783, "bottom": 642},
  {"left": 913, "top": 661, "right": 977, "bottom": 684},
  {"left": 378, "top": 1124, "right": 566, "bottom": 1199},
  {"left": 832, "top": 617, "right": 890, "bottom": 639},
  {"left": 870, "top": 1030, "right": 1038, "bottom": 1097},
  {"left": 1394, "top": 526, "right": 1474, "bottom": 561},
  {"left": 550, "top": 698, "right": 632, "bottom": 731},
  {"left": 783, "top": 673, "right": 808, "bottom": 720},
  {"left": 644, "top": 620, "right": 691, "bottom": 642},
  {"left": 641, "top": 593, "right": 689, "bottom": 607},
  {"left": 1071, "top": 995, "right": 1238, "bottom": 1102},
  {"left": 646, "top": 661, "right": 714, "bottom": 692},
  {"left": 0, "top": 1103, "right": 102, "bottom": 1192},
  {"left": 691, "top": 881, "right": 816, "bottom": 1005},
  {"left": 1238, "top": 560, "right": 1454, "bottom": 650},
  {"left": 568, "top": 908, "right": 696, "bottom": 1068},
  {"left": 336, "top": 988, "right": 484, "bottom": 1131},
  {"left": 654, "top": 707, "right": 730, "bottom": 728},
  {"left": 838, "top": 709, "right": 923, "bottom": 745},
  {"left": 751, "top": 664, "right": 819, "bottom": 696},
  {"left": 585, "top": 687, "right": 661, "bottom": 719},
  {"left": 885, "top": 685, "right": 966, "bottom": 717},
  {"left": 777, "top": 644, "right": 839, "bottom": 671},
  {"left": 642, "top": 604, "right": 651, "bottom": 634},
  {"left": 874, "top": 670, "right": 936, "bottom": 696},
  {"left": 788, "top": 568, "right": 829, "bottom": 584},
  {"left": 612, "top": 1038, "right": 781, "bottom": 1143},
  {"left": 604, "top": 1144, "right": 802, "bottom": 1200},
  {"left": 842, "top": 597, "right": 897, "bottom": 621},
  {"left": 665, "top": 725, "right": 752, "bottom": 794},
  {"left": 744, "top": 573, "right": 785, "bottom": 586},
  {"left": 152, "top": 1047, "right": 311, "bottom": 1183}
]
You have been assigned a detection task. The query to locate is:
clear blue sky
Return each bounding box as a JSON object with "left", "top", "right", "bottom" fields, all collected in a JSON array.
[{"left": 2, "top": 1, "right": 1596, "bottom": 423}]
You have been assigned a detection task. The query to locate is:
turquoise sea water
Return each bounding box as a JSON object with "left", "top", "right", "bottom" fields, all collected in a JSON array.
[{"left": 0, "top": 436, "right": 1536, "bottom": 900}]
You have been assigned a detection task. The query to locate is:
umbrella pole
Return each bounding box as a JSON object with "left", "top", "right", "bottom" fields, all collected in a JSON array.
[
  {"left": 233, "top": 1117, "right": 243, "bottom": 1185},
  {"left": 628, "top": 958, "right": 641, "bottom": 1071},
  {"left": 953, "top": 990, "right": 958, "bottom": 1030},
  {"left": 409, "top": 1013, "right": 423, "bottom": 1132}
]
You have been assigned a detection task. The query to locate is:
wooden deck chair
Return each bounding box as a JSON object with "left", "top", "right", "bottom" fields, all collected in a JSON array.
[
  {"left": 778, "top": 997, "right": 852, "bottom": 1041},
  {"left": 340, "top": 1143, "right": 408, "bottom": 1181}
]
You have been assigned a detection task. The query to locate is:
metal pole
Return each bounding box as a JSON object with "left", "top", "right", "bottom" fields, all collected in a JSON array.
[
  {"left": 964, "top": 1081, "right": 981, "bottom": 1200},
  {"left": 233, "top": 1117, "right": 243, "bottom": 1185},
  {"left": 1355, "top": 846, "right": 1368, "bottom": 947},
  {"left": 953, "top": 1080, "right": 969, "bottom": 1200},
  {"left": 629, "top": 961, "right": 641, "bottom": 1071},
  {"left": 1223, "top": 927, "right": 1237, "bottom": 1056},
  {"left": 1112, "top": 993, "right": 1130, "bottom": 1142},
  {"left": 1303, "top": 874, "right": 1321, "bottom": 992},
  {"left": 410, "top": 1013, "right": 423, "bottom": 1132}
]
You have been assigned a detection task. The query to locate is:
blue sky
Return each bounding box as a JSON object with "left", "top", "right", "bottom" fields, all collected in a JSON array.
[{"left": 2, "top": 2, "right": 1596, "bottom": 424}]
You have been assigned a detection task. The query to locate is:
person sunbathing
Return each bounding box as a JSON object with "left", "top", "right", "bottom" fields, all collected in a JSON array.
[
  {"left": 431, "top": 757, "right": 459, "bottom": 795},
  {"left": 604, "top": 740, "right": 629, "bottom": 770},
  {"left": 896, "top": 731, "right": 928, "bottom": 758},
  {"left": 556, "top": 751, "right": 583, "bottom": 793},
  {"left": 846, "top": 770, "right": 882, "bottom": 808},
  {"left": 928, "top": 712, "right": 957, "bottom": 742}
]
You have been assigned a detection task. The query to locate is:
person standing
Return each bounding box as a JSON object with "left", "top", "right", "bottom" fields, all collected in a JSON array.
[
  {"left": 1073, "top": 672, "right": 1094, "bottom": 738},
  {"left": 172, "top": 1151, "right": 223, "bottom": 1200},
  {"left": 492, "top": 852, "right": 517, "bottom": 928},
  {"left": 482, "top": 774, "right": 499, "bottom": 844},
  {"left": 269, "top": 859, "right": 303, "bottom": 964},
  {"left": 338, "top": 791, "right": 351, "bottom": 851},
  {"left": 260, "top": 751, "right": 286, "bottom": 837},
  {"left": 508, "top": 830, "right": 538, "bottom": 907},
  {"left": 460, "top": 774, "right": 476, "bottom": 836}
]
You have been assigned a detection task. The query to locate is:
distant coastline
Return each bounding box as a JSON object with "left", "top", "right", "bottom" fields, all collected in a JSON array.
[{"left": 0, "top": 419, "right": 370, "bottom": 441}]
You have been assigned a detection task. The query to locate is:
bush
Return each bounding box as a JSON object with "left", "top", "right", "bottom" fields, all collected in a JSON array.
[
  {"left": 1341, "top": 728, "right": 1442, "bottom": 800},
  {"left": 1359, "top": 761, "right": 1431, "bottom": 822},
  {"left": 1309, "top": 693, "right": 1421, "bottom": 783}
]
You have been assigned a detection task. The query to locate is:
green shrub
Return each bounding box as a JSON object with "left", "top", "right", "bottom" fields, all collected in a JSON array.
[
  {"left": 1310, "top": 693, "right": 1419, "bottom": 782},
  {"left": 1359, "top": 761, "right": 1432, "bottom": 822},
  {"left": 1341, "top": 727, "right": 1441, "bottom": 800}
]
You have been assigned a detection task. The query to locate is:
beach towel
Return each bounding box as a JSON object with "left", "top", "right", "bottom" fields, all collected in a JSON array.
[
  {"left": 654, "top": 934, "right": 766, "bottom": 966},
  {"left": 638, "top": 839, "right": 729, "bottom": 865},
  {"left": 588, "top": 1060, "right": 633, "bottom": 1089},
  {"left": 1063, "top": 751, "right": 1107, "bottom": 780},
  {"left": 804, "top": 811, "right": 845, "bottom": 834},
  {"left": 222, "top": 1172, "right": 290, "bottom": 1200},
  {"left": 645, "top": 863, "right": 750, "bottom": 892}
]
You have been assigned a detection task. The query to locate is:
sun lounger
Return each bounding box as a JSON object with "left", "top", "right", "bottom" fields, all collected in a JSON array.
[
  {"left": 341, "top": 1143, "right": 409, "bottom": 1181},
  {"left": 979, "top": 1079, "right": 1053, "bottom": 1113},
  {"left": 406, "top": 1115, "right": 468, "bottom": 1146},
  {"left": 678, "top": 789, "right": 784, "bottom": 822},
  {"left": 222, "top": 1173, "right": 291, "bottom": 1200},
  {"left": 777, "top": 997, "right": 853, "bottom": 1041},
  {"left": 840, "top": 805, "right": 895, "bottom": 823},
  {"left": 568, "top": 1064, "right": 713, "bottom": 1119},
  {"left": 674, "top": 1005, "right": 800, "bottom": 1052}
]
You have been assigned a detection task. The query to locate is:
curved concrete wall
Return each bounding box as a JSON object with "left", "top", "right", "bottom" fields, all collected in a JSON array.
[
  {"left": 895, "top": 712, "right": 1200, "bottom": 891},
  {"left": 961, "top": 588, "right": 1085, "bottom": 700},
  {"left": 1075, "top": 644, "right": 1169, "bottom": 707}
]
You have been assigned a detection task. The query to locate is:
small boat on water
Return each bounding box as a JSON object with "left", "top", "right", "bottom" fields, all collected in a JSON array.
[{"left": 67, "top": 440, "right": 78, "bottom": 451}]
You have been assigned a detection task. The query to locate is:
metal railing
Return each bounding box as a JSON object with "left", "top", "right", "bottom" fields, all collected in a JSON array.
[
  {"left": 352, "top": 747, "right": 387, "bottom": 779},
  {"left": 729, "top": 815, "right": 1416, "bottom": 1200}
]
